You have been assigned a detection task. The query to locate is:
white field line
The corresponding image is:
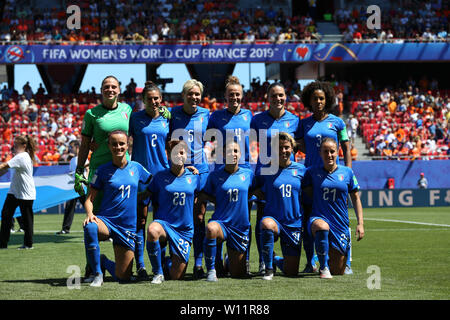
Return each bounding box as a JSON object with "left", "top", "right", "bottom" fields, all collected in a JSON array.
[{"left": 350, "top": 217, "right": 450, "bottom": 228}]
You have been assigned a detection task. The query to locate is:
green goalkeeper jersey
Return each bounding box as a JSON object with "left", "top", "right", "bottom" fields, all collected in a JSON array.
[{"left": 81, "top": 102, "right": 132, "bottom": 176}]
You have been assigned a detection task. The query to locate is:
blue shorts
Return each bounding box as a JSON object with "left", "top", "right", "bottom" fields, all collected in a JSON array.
[
  {"left": 98, "top": 216, "right": 136, "bottom": 251},
  {"left": 154, "top": 219, "right": 192, "bottom": 264},
  {"left": 211, "top": 220, "right": 250, "bottom": 253},
  {"left": 261, "top": 216, "right": 302, "bottom": 257},
  {"left": 308, "top": 216, "right": 350, "bottom": 256}
]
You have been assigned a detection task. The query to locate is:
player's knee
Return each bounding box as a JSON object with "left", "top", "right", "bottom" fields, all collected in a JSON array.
[
  {"left": 205, "top": 222, "right": 220, "bottom": 238},
  {"left": 260, "top": 218, "right": 276, "bottom": 231},
  {"left": 311, "top": 219, "right": 329, "bottom": 235},
  {"left": 147, "top": 223, "right": 161, "bottom": 241}
]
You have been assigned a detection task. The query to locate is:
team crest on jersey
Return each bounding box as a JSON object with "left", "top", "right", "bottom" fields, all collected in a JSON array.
[
  {"left": 327, "top": 122, "right": 333, "bottom": 129},
  {"left": 162, "top": 122, "right": 166, "bottom": 128},
  {"left": 186, "top": 177, "right": 192, "bottom": 184},
  {"left": 129, "top": 170, "right": 134, "bottom": 176},
  {"left": 292, "top": 169, "right": 298, "bottom": 176},
  {"left": 242, "top": 114, "right": 248, "bottom": 121},
  {"left": 338, "top": 174, "right": 344, "bottom": 181},
  {"left": 240, "top": 175, "right": 246, "bottom": 181},
  {"left": 122, "top": 112, "right": 129, "bottom": 120},
  {"left": 285, "top": 121, "right": 290, "bottom": 128}
]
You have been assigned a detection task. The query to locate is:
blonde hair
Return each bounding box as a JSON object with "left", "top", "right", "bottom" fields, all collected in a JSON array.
[{"left": 182, "top": 79, "right": 204, "bottom": 96}]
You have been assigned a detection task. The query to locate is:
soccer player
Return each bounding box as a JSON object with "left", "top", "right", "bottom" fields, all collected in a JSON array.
[
  {"left": 169, "top": 79, "right": 210, "bottom": 279},
  {"left": 250, "top": 82, "right": 299, "bottom": 275},
  {"left": 254, "top": 132, "right": 306, "bottom": 280},
  {"left": 295, "top": 80, "right": 352, "bottom": 274},
  {"left": 129, "top": 81, "right": 170, "bottom": 279},
  {"left": 145, "top": 140, "right": 200, "bottom": 283},
  {"left": 0, "top": 135, "right": 36, "bottom": 249},
  {"left": 83, "top": 130, "right": 152, "bottom": 287},
  {"left": 303, "top": 138, "right": 364, "bottom": 279},
  {"left": 199, "top": 140, "right": 254, "bottom": 281},
  {"left": 206, "top": 75, "right": 253, "bottom": 274}
]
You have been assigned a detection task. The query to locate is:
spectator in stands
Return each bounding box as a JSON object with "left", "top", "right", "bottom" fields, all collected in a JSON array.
[{"left": 1, "top": 105, "right": 11, "bottom": 124}]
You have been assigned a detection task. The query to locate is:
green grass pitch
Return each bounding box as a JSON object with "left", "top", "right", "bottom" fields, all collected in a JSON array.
[{"left": 0, "top": 207, "right": 449, "bottom": 300}]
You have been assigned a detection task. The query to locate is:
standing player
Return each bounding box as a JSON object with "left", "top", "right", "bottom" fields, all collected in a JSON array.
[
  {"left": 129, "top": 81, "right": 170, "bottom": 279},
  {"left": 295, "top": 80, "right": 352, "bottom": 274},
  {"left": 250, "top": 82, "right": 299, "bottom": 275},
  {"left": 145, "top": 140, "right": 200, "bottom": 283},
  {"left": 302, "top": 138, "right": 364, "bottom": 278},
  {"left": 254, "top": 132, "right": 306, "bottom": 280},
  {"left": 199, "top": 140, "right": 254, "bottom": 281},
  {"left": 169, "top": 79, "right": 210, "bottom": 279},
  {"left": 206, "top": 76, "right": 253, "bottom": 274},
  {"left": 83, "top": 130, "right": 152, "bottom": 287}
]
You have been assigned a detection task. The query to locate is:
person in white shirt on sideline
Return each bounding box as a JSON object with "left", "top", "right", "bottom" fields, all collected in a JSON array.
[{"left": 0, "top": 135, "right": 37, "bottom": 249}]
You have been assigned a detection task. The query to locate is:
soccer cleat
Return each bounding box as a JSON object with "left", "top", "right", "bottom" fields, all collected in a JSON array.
[
  {"left": 17, "top": 245, "right": 33, "bottom": 250},
  {"left": 344, "top": 265, "right": 353, "bottom": 275},
  {"left": 136, "top": 267, "right": 150, "bottom": 281},
  {"left": 319, "top": 267, "right": 333, "bottom": 279},
  {"left": 258, "top": 261, "right": 266, "bottom": 276},
  {"left": 193, "top": 266, "right": 205, "bottom": 280},
  {"left": 262, "top": 269, "right": 274, "bottom": 281},
  {"left": 56, "top": 230, "right": 69, "bottom": 235},
  {"left": 151, "top": 274, "right": 165, "bottom": 284},
  {"left": 206, "top": 269, "right": 218, "bottom": 282},
  {"left": 301, "top": 263, "right": 319, "bottom": 274},
  {"left": 90, "top": 273, "right": 103, "bottom": 287}
]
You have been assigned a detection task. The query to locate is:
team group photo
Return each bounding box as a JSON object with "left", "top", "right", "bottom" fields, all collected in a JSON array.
[{"left": 0, "top": 0, "right": 449, "bottom": 305}]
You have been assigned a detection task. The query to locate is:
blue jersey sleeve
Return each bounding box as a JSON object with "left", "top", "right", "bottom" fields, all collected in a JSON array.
[
  {"left": 90, "top": 168, "right": 104, "bottom": 190},
  {"left": 348, "top": 168, "right": 360, "bottom": 192},
  {"left": 302, "top": 167, "right": 313, "bottom": 187}
]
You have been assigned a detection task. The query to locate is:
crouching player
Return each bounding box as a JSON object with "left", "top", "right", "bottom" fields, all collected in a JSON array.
[
  {"left": 145, "top": 140, "right": 200, "bottom": 284},
  {"left": 303, "top": 138, "right": 364, "bottom": 279},
  {"left": 199, "top": 140, "right": 254, "bottom": 281},
  {"left": 254, "top": 132, "right": 306, "bottom": 280},
  {"left": 83, "top": 130, "right": 152, "bottom": 287}
]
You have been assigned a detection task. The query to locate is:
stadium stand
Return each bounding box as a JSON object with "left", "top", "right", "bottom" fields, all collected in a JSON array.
[{"left": 0, "top": 1, "right": 448, "bottom": 164}]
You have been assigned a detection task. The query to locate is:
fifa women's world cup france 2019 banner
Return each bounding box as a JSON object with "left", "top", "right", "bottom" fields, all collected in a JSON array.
[{"left": 0, "top": 43, "right": 449, "bottom": 64}]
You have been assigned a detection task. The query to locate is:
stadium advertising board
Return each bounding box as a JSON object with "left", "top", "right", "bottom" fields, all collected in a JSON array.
[
  {"left": 351, "top": 189, "right": 450, "bottom": 208},
  {"left": 1, "top": 43, "right": 449, "bottom": 64}
]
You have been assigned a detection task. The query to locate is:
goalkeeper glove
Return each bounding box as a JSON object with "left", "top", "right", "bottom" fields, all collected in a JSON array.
[
  {"left": 159, "top": 105, "right": 171, "bottom": 119},
  {"left": 74, "top": 167, "right": 89, "bottom": 196}
]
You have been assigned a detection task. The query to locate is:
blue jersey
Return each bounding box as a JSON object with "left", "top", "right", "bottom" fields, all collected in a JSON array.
[
  {"left": 255, "top": 161, "right": 306, "bottom": 227},
  {"left": 129, "top": 110, "right": 170, "bottom": 176},
  {"left": 250, "top": 110, "right": 299, "bottom": 167},
  {"left": 295, "top": 114, "right": 348, "bottom": 167},
  {"left": 303, "top": 165, "right": 360, "bottom": 235},
  {"left": 148, "top": 169, "right": 200, "bottom": 240},
  {"left": 169, "top": 106, "right": 210, "bottom": 173},
  {"left": 90, "top": 161, "right": 152, "bottom": 231},
  {"left": 207, "top": 108, "right": 252, "bottom": 168},
  {"left": 202, "top": 167, "right": 254, "bottom": 232}
]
